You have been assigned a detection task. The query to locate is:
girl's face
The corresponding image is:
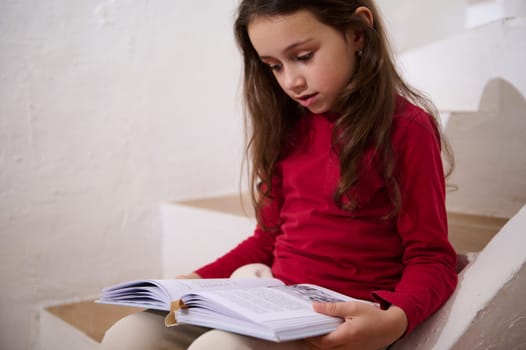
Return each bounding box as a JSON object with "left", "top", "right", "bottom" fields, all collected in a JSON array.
[{"left": 248, "top": 10, "right": 362, "bottom": 114}]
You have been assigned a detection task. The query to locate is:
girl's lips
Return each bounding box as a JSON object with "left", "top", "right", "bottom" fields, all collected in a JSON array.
[{"left": 297, "top": 93, "right": 318, "bottom": 107}]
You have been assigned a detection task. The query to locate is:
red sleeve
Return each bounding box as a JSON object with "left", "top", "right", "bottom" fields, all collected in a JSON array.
[
  {"left": 372, "top": 112, "right": 458, "bottom": 335},
  {"left": 195, "top": 172, "right": 284, "bottom": 278}
]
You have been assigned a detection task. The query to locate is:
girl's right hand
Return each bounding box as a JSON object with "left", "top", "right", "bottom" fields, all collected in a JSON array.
[
  {"left": 175, "top": 272, "right": 201, "bottom": 279},
  {"left": 306, "top": 301, "right": 407, "bottom": 350}
]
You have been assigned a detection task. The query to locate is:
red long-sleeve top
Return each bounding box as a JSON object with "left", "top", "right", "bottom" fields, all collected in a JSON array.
[{"left": 196, "top": 97, "right": 457, "bottom": 334}]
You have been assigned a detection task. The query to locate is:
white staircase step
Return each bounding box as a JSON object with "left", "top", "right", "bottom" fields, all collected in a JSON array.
[
  {"left": 393, "top": 205, "right": 526, "bottom": 350},
  {"left": 161, "top": 194, "right": 255, "bottom": 278},
  {"left": 36, "top": 195, "right": 508, "bottom": 349},
  {"left": 466, "top": 0, "right": 526, "bottom": 29},
  {"left": 445, "top": 106, "right": 526, "bottom": 218},
  {"left": 400, "top": 16, "right": 526, "bottom": 112},
  {"left": 36, "top": 300, "right": 143, "bottom": 350},
  {"left": 36, "top": 306, "right": 98, "bottom": 350}
]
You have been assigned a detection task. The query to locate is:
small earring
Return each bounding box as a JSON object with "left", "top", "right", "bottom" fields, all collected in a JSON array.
[{"left": 357, "top": 50, "right": 363, "bottom": 57}]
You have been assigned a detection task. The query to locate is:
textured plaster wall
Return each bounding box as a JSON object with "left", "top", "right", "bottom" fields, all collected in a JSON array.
[
  {"left": 1, "top": 1, "right": 524, "bottom": 349},
  {"left": 0, "top": 1, "right": 241, "bottom": 349}
]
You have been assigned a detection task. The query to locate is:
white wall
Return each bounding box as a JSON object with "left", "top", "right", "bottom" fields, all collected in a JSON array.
[
  {"left": 1, "top": 1, "right": 524, "bottom": 349},
  {"left": 0, "top": 1, "right": 241, "bottom": 349}
]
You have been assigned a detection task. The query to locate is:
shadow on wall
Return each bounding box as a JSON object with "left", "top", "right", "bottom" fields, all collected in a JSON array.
[{"left": 445, "top": 78, "right": 526, "bottom": 218}]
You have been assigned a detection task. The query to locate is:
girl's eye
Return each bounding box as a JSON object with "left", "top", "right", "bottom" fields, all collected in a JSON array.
[
  {"left": 268, "top": 63, "right": 283, "bottom": 72},
  {"left": 297, "top": 52, "right": 313, "bottom": 62}
]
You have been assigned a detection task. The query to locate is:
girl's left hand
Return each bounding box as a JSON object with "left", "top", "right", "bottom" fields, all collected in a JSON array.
[{"left": 305, "top": 301, "right": 408, "bottom": 350}]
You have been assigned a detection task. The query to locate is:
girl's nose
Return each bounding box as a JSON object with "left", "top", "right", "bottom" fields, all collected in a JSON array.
[{"left": 283, "top": 69, "right": 306, "bottom": 94}]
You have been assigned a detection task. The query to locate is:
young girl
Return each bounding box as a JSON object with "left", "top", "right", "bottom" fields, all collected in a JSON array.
[{"left": 102, "top": 1, "right": 457, "bottom": 349}]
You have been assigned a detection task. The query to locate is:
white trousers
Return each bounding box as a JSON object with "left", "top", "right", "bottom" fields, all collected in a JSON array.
[{"left": 101, "top": 264, "right": 308, "bottom": 350}]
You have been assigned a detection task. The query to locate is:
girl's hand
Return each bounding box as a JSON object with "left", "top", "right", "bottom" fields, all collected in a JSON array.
[
  {"left": 305, "top": 301, "right": 407, "bottom": 350},
  {"left": 175, "top": 272, "right": 201, "bottom": 279}
]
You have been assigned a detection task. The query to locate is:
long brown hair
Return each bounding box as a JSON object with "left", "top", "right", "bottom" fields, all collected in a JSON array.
[{"left": 234, "top": 0, "right": 453, "bottom": 225}]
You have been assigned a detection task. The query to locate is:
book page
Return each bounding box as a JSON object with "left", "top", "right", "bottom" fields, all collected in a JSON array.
[
  {"left": 98, "top": 277, "right": 284, "bottom": 311},
  {"left": 180, "top": 283, "right": 357, "bottom": 323},
  {"left": 176, "top": 284, "right": 369, "bottom": 340},
  {"left": 163, "top": 278, "right": 285, "bottom": 300}
]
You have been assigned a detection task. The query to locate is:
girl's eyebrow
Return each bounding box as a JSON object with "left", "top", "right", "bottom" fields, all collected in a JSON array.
[{"left": 259, "top": 38, "right": 314, "bottom": 60}]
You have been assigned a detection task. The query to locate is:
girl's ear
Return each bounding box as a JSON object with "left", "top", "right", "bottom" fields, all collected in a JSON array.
[
  {"left": 354, "top": 6, "right": 374, "bottom": 28},
  {"left": 346, "top": 6, "right": 374, "bottom": 48}
]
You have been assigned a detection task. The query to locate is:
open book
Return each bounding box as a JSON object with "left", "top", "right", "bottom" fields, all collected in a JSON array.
[{"left": 98, "top": 278, "right": 374, "bottom": 342}]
